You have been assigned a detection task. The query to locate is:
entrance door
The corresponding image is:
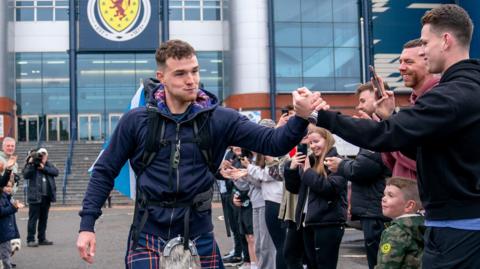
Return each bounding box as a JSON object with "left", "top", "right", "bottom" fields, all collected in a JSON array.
[
  {"left": 108, "top": 113, "right": 122, "bottom": 137},
  {"left": 78, "top": 114, "right": 102, "bottom": 141},
  {"left": 46, "top": 115, "right": 70, "bottom": 141},
  {"left": 17, "top": 115, "right": 39, "bottom": 142}
]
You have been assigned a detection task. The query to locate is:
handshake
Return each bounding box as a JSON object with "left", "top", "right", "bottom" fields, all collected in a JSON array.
[
  {"left": 292, "top": 87, "right": 331, "bottom": 124},
  {"left": 292, "top": 83, "right": 396, "bottom": 123}
]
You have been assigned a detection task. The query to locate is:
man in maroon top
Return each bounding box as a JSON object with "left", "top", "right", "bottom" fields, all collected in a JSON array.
[{"left": 375, "top": 39, "right": 440, "bottom": 180}]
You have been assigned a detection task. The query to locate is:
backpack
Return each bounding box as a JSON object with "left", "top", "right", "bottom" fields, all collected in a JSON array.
[{"left": 130, "top": 102, "right": 216, "bottom": 251}]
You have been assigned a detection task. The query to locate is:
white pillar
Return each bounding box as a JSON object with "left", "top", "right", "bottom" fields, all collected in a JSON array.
[
  {"left": 229, "top": 0, "right": 270, "bottom": 94},
  {"left": 0, "top": 1, "right": 14, "bottom": 99}
]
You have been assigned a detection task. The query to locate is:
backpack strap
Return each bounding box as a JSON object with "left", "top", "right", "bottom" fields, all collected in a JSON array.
[
  {"left": 131, "top": 105, "right": 167, "bottom": 250},
  {"left": 140, "top": 105, "right": 166, "bottom": 171},
  {"left": 192, "top": 111, "right": 215, "bottom": 174}
]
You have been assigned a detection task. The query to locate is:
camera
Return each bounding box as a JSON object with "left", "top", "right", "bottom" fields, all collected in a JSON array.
[{"left": 29, "top": 151, "right": 44, "bottom": 167}]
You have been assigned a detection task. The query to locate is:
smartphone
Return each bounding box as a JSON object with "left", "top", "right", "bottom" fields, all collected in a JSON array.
[
  {"left": 297, "top": 144, "right": 308, "bottom": 156},
  {"left": 281, "top": 108, "right": 289, "bottom": 115},
  {"left": 369, "top": 65, "right": 384, "bottom": 99}
]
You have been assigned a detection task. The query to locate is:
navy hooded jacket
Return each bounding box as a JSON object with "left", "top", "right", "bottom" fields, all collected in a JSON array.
[{"left": 79, "top": 79, "right": 309, "bottom": 239}]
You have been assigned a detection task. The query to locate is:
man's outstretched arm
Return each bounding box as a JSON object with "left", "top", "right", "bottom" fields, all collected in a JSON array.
[
  {"left": 77, "top": 109, "right": 140, "bottom": 264},
  {"left": 313, "top": 88, "right": 459, "bottom": 152}
]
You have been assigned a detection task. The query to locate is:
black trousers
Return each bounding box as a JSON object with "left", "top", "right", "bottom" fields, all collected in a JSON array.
[
  {"left": 360, "top": 218, "right": 386, "bottom": 269},
  {"left": 283, "top": 225, "right": 306, "bottom": 269},
  {"left": 423, "top": 227, "right": 480, "bottom": 269},
  {"left": 265, "top": 200, "right": 287, "bottom": 269},
  {"left": 303, "top": 225, "right": 344, "bottom": 269},
  {"left": 27, "top": 196, "right": 51, "bottom": 242},
  {"left": 221, "top": 192, "right": 243, "bottom": 257}
]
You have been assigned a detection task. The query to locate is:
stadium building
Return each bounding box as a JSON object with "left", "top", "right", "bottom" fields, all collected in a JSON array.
[{"left": 0, "top": 0, "right": 478, "bottom": 142}]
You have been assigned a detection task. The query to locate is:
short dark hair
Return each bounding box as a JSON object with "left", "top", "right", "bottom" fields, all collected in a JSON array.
[
  {"left": 403, "top": 38, "right": 423, "bottom": 49},
  {"left": 155, "top": 39, "right": 196, "bottom": 69},
  {"left": 421, "top": 4, "right": 473, "bottom": 48},
  {"left": 356, "top": 81, "right": 390, "bottom": 96}
]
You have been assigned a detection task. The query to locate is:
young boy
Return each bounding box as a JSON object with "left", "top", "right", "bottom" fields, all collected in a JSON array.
[
  {"left": 0, "top": 180, "right": 23, "bottom": 269},
  {"left": 376, "top": 177, "right": 425, "bottom": 269}
]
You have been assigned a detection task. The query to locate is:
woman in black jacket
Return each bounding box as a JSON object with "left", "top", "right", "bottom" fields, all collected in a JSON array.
[{"left": 284, "top": 127, "right": 347, "bottom": 269}]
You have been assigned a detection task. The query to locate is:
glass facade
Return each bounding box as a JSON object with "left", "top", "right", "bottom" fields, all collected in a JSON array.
[
  {"left": 273, "top": 0, "right": 361, "bottom": 92},
  {"left": 15, "top": 0, "right": 69, "bottom": 21},
  {"left": 169, "top": 0, "right": 222, "bottom": 21},
  {"left": 15, "top": 51, "right": 224, "bottom": 141}
]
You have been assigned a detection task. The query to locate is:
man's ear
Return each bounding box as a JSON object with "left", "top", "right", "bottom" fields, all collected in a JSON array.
[
  {"left": 156, "top": 69, "right": 165, "bottom": 84},
  {"left": 442, "top": 33, "right": 452, "bottom": 51}
]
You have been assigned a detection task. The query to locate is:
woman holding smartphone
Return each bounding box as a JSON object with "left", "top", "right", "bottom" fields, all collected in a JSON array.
[{"left": 284, "top": 127, "right": 347, "bottom": 269}]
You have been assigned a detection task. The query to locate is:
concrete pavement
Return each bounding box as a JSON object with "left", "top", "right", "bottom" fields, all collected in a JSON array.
[{"left": 11, "top": 204, "right": 368, "bottom": 269}]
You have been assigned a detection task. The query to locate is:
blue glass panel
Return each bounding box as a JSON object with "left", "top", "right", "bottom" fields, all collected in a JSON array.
[
  {"left": 169, "top": 8, "right": 182, "bottom": 20},
  {"left": 334, "top": 48, "right": 360, "bottom": 77},
  {"left": 303, "top": 48, "right": 333, "bottom": 77},
  {"left": 203, "top": 8, "right": 221, "bottom": 20},
  {"left": 55, "top": 8, "right": 68, "bottom": 21},
  {"left": 275, "top": 23, "right": 301, "bottom": 47},
  {"left": 334, "top": 23, "right": 359, "bottom": 47},
  {"left": 274, "top": 0, "right": 300, "bottom": 22},
  {"left": 37, "top": 1, "right": 53, "bottom": 6},
  {"left": 197, "top": 51, "right": 223, "bottom": 98},
  {"left": 275, "top": 48, "right": 302, "bottom": 77},
  {"left": 37, "top": 8, "right": 54, "bottom": 21},
  {"left": 42, "top": 53, "right": 69, "bottom": 114},
  {"left": 134, "top": 54, "right": 156, "bottom": 87},
  {"left": 333, "top": 0, "right": 358, "bottom": 22},
  {"left": 77, "top": 54, "right": 105, "bottom": 114},
  {"left": 301, "top": 0, "right": 332, "bottom": 22},
  {"left": 105, "top": 54, "right": 136, "bottom": 114},
  {"left": 276, "top": 77, "right": 302, "bottom": 93},
  {"left": 304, "top": 77, "right": 335, "bottom": 91},
  {"left": 55, "top": 1, "right": 69, "bottom": 6},
  {"left": 335, "top": 77, "right": 361, "bottom": 92},
  {"left": 16, "top": 1, "right": 34, "bottom": 7},
  {"left": 302, "top": 23, "right": 333, "bottom": 47},
  {"left": 16, "top": 8, "right": 34, "bottom": 21},
  {"left": 16, "top": 53, "right": 42, "bottom": 114},
  {"left": 185, "top": 8, "right": 200, "bottom": 20},
  {"left": 185, "top": 0, "right": 200, "bottom": 7}
]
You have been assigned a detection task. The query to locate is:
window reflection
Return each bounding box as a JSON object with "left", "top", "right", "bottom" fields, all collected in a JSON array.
[
  {"left": 15, "top": 51, "right": 223, "bottom": 140},
  {"left": 15, "top": 0, "right": 69, "bottom": 21},
  {"left": 169, "top": 0, "right": 222, "bottom": 21},
  {"left": 273, "top": 0, "right": 361, "bottom": 92}
]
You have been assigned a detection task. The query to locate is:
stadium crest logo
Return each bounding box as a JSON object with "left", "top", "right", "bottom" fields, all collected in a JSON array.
[{"left": 87, "top": 0, "right": 151, "bottom": 42}]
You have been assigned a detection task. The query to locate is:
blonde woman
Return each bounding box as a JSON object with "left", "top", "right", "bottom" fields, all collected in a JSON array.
[{"left": 284, "top": 127, "right": 347, "bottom": 269}]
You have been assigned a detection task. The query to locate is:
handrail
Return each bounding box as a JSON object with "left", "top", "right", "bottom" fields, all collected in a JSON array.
[
  {"left": 62, "top": 133, "right": 76, "bottom": 205},
  {"left": 36, "top": 114, "right": 46, "bottom": 148}
]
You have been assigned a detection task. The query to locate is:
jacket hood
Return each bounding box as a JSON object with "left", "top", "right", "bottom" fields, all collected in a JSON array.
[
  {"left": 143, "top": 78, "right": 219, "bottom": 118},
  {"left": 441, "top": 59, "right": 480, "bottom": 85}
]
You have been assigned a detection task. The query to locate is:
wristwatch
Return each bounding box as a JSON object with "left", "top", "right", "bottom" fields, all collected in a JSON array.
[{"left": 307, "top": 111, "right": 318, "bottom": 124}]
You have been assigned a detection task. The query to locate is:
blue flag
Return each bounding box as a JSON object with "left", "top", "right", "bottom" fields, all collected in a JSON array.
[{"left": 89, "top": 83, "right": 146, "bottom": 199}]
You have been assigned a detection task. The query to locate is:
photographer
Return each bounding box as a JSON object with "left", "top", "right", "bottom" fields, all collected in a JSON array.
[{"left": 23, "top": 148, "right": 58, "bottom": 247}]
